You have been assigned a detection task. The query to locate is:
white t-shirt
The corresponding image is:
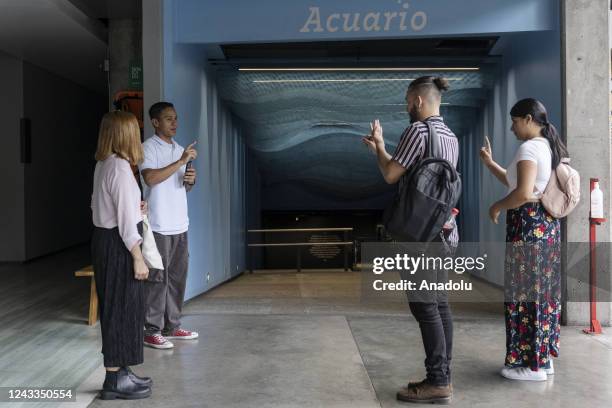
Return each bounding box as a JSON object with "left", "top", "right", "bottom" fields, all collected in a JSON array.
[
  {"left": 140, "top": 135, "right": 189, "bottom": 235},
  {"left": 506, "top": 137, "right": 552, "bottom": 198}
]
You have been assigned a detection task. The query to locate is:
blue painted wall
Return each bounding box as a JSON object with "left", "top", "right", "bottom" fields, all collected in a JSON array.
[
  {"left": 175, "top": 0, "right": 558, "bottom": 44},
  {"left": 161, "top": 2, "right": 250, "bottom": 300},
  {"left": 160, "top": 0, "right": 562, "bottom": 296}
]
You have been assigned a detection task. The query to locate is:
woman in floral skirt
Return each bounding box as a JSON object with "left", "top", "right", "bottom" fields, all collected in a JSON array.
[{"left": 480, "top": 98, "right": 566, "bottom": 381}]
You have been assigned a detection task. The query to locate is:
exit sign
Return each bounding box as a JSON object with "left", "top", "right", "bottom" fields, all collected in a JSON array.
[{"left": 128, "top": 61, "right": 143, "bottom": 90}]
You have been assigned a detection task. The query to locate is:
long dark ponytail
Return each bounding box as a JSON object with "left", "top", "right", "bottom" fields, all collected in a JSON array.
[{"left": 510, "top": 98, "right": 568, "bottom": 169}]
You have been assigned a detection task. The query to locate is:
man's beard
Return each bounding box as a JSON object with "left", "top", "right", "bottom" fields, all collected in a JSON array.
[{"left": 409, "top": 106, "right": 418, "bottom": 124}]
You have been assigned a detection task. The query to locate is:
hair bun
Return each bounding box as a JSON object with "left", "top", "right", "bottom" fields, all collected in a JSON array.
[{"left": 433, "top": 77, "right": 450, "bottom": 92}]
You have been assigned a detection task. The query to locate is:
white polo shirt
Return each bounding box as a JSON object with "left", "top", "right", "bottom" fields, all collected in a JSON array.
[{"left": 140, "top": 135, "right": 189, "bottom": 235}]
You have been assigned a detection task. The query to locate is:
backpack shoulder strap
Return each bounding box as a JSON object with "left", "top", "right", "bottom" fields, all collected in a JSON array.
[{"left": 425, "top": 119, "right": 441, "bottom": 159}]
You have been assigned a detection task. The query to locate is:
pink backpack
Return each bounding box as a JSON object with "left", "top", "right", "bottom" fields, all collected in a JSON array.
[{"left": 541, "top": 158, "right": 580, "bottom": 218}]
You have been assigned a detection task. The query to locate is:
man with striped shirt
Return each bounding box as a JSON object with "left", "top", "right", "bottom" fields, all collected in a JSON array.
[{"left": 363, "top": 76, "right": 458, "bottom": 404}]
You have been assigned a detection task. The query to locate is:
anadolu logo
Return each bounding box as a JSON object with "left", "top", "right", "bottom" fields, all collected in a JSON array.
[{"left": 299, "top": 1, "right": 427, "bottom": 34}]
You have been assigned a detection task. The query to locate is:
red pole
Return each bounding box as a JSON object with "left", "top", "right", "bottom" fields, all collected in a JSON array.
[{"left": 584, "top": 178, "right": 603, "bottom": 335}]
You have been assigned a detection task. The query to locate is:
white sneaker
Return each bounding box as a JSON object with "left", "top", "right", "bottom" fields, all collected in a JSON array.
[
  {"left": 500, "top": 367, "right": 547, "bottom": 381},
  {"left": 544, "top": 360, "right": 554, "bottom": 375}
]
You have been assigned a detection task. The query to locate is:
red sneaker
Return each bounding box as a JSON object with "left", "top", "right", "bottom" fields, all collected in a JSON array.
[
  {"left": 163, "top": 328, "right": 199, "bottom": 340},
  {"left": 143, "top": 334, "right": 174, "bottom": 349}
]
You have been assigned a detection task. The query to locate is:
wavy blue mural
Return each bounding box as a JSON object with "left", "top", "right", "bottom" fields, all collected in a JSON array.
[{"left": 214, "top": 69, "right": 494, "bottom": 208}]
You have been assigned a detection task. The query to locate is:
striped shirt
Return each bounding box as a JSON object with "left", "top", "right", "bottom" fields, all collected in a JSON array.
[
  {"left": 391, "top": 116, "right": 460, "bottom": 244},
  {"left": 392, "top": 116, "right": 459, "bottom": 169}
]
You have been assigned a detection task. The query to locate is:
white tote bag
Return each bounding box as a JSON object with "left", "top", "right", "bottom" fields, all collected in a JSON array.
[{"left": 142, "top": 214, "right": 164, "bottom": 270}]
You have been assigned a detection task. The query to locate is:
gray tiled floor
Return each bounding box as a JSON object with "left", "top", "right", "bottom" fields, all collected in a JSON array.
[
  {"left": 84, "top": 312, "right": 612, "bottom": 408},
  {"left": 2, "top": 249, "right": 612, "bottom": 408},
  {"left": 89, "top": 314, "right": 379, "bottom": 408},
  {"left": 0, "top": 245, "right": 100, "bottom": 408},
  {"left": 348, "top": 315, "right": 612, "bottom": 408}
]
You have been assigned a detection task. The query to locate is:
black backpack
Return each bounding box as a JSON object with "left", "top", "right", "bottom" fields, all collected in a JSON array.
[{"left": 383, "top": 119, "right": 462, "bottom": 242}]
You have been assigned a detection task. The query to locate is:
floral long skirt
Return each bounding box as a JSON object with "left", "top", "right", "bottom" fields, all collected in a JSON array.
[{"left": 504, "top": 202, "right": 561, "bottom": 371}]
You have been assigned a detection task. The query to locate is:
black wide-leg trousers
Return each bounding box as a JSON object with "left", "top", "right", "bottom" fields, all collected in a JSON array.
[{"left": 91, "top": 224, "right": 144, "bottom": 367}]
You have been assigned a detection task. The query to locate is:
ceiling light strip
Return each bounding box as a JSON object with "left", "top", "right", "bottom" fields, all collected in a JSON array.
[
  {"left": 240, "top": 67, "right": 479, "bottom": 72},
  {"left": 252, "top": 78, "right": 461, "bottom": 83}
]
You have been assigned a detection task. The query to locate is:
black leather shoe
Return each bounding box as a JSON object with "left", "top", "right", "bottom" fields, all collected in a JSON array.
[
  {"left": 100, "top": 367, "right": 152, "bottom": 400},
  {"left": 126, "top": 366, "right": 153, "bottom": 387}
]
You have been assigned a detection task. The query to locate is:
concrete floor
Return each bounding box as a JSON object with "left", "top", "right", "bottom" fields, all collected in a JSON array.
[
  {"left": 0, "top": 245, "right": 101, "bottom": 408},
  {"left": 1, "top": 249, "right": 612, "bottom": 408}
]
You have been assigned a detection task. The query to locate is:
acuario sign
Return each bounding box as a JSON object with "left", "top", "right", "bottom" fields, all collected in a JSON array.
[{"left": 299, "top": 1, "right": 427, "bottom": 34}]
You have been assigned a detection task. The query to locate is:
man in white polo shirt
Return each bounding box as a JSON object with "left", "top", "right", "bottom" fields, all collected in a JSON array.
[{"left": 139, "top": 102, "right": 198, "bottom": 349}]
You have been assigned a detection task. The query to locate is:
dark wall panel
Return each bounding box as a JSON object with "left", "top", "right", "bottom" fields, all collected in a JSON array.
[
  {"left": 256, "top": 210, "right": 382, "bottom": 270},
  {"left": 23, "top": 62, "right": 106, "bottom": 260}
]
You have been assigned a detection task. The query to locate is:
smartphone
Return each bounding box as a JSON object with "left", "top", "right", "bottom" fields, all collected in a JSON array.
[{"left": 184, "top": 161, "right": 193, "bottom": 186}]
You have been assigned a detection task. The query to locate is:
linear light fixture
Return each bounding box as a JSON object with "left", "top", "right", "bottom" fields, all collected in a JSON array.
[
  {"left": 252, "top": 78, "right": 461, "bottom": 84},
  {"left": 335, "top": 103, "right": 451, "bottom": 106},
  {"left": 253, "top": 79, "right": 414, "bottom": 83},
  {"left": 240, "top": 67, "right": 480, "bottom": 72},
  {"left": 288, "top": 102, "right": 449, "bottom": 112}
]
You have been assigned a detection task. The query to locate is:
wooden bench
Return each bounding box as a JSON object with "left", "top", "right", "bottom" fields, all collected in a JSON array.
[{"left": 75, "top": 265, "right": 98, "bottom": 326}]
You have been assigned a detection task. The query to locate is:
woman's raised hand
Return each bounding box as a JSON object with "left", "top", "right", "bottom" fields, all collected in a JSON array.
[{"left": 480, "top": 135, "right": 493, "bottom": 165}]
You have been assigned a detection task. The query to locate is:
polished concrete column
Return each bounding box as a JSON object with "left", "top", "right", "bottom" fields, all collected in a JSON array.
[
  {"left": 108, "top": 19, "right": 142, "bottom": 109},
  {"left": 562, "top": 0, "right": 611, "bottom": 325},
  {"left": 142, "top": 0, "right": 163, "bottom": 139}
]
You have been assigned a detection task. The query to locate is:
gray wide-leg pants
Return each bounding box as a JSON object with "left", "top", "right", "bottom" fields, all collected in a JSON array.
[{"left": 144, "top": 231, "right": 189, "bottom": 336}]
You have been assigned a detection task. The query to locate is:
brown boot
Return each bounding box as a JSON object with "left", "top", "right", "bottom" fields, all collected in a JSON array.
[
  {"left": 407, "top": 379, "right": 427, "bottom": 388},
  {"left": 407, "top": 379, "right": 453, "bottom": 393},
  {"left": 397, "top": 381, "right": 452, "bottom": 404}
]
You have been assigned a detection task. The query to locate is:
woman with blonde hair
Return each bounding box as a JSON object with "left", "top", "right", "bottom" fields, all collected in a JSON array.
[{"left": 91, "top": 111, "right": 152, "bottom": 399}]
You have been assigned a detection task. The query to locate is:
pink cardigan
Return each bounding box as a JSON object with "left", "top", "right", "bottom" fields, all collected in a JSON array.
[{"left": 91, "top": 155, "right": 143, "bottom": 251}]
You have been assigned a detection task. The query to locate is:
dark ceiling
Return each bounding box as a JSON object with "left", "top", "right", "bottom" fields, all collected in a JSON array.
[
  {"left": 220, "top": 37, "right": 498, "bottom": 61},
  {"left": 67, "top": 0, "right": 142, "bottom": 22}
]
